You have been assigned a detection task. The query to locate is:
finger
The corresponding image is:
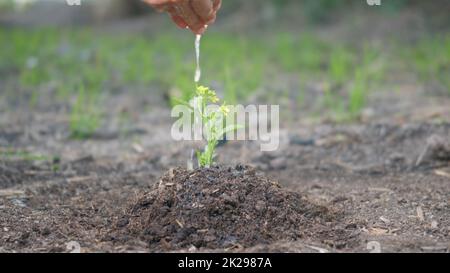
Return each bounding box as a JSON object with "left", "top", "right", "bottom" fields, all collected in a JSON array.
[
  {"left": 142, "top": 0, "right": 180, "bottom": 12},
  {"left": 193, "top": 25, "right": 207, "bottom": 35},
  {"left": 169, "top": 13, "right": 188, "bottom": 29},
  {"left": 142, "top": 0, "right": 179, "bottom": 6},
  {"left": 174, "top": 1, "right": 204, "bottom": 34},
  {"left": 212, "top": 0, "right": 222, "bottom": 12},
  {"left": 190, "top": 0, "right": 214, "bottom": 23},
  {"left": 204, "top": 13, "right": 216, "bottom": 25},
  {"left": 205, "top": 0, "right": 221, "bottom": 25}
]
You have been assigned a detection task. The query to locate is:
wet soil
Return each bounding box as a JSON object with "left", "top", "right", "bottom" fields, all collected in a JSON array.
[{"left": 113, "top": 166, "right": 340, "bottom": 251}]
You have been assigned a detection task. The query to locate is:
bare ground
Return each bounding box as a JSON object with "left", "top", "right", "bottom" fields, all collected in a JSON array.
[{"left": 0, "top": 77, "right": 449, "bottom": 253}]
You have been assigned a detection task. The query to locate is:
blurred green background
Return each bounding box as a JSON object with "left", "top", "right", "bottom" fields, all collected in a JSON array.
[{"left": 0, "top": 0, "right": 449, "bottom": 138}]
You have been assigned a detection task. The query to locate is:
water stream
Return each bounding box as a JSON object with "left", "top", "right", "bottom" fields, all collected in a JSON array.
[{"left": 194, "top": 34, "right": 202, "bottom": 83}]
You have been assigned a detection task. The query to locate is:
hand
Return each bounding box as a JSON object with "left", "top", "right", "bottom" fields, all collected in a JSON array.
[{"left": 144, "top": 0, "right": 222, "bottom": 34}]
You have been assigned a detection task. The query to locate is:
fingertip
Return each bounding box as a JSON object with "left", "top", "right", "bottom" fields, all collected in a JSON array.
[
  {"left": 204, "top": 0, "right": 221, "bottom": 25},
  {"left": 213, "top": 0, "right": 222, "bottom": 11},
  {"left": 190, "top": 0, "right": 214, "bottom": 23},
  {"left": 205, "top": 13, "right": 216, "bottom": 25},
  {"left": 170, "top": 14, "right": 188, "bottom": 29},
  {"left": 191, "top": 25, "right": 206, "bottom": 35}
]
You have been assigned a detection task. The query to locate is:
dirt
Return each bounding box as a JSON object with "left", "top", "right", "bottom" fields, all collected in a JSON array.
[
  {"left": 1, "top": 7, "right": 450, "bottom": 253},
  {"left": 1, "top": 72, "right": 450, "bottom": 253},
  {"left": 113, "top": 165, "right": 343, "bottom": 251},
  {"left": 1, "top": 112, "right": 449, "bottom": 252},
  {"left": 1, "top": 75, "right": 450, "bottom": 253}
]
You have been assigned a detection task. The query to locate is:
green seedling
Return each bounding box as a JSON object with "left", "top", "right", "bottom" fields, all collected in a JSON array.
[
  {"left": 409, "top": 36, "right": 450, "bottom": 95},
  {"left": 329, "top": 47, "right": 353, "bottom": 85},
  {"left": 348, "top": 69, "right": 367, "bottom": 117},
  {"left": 69, "top": 84, "right": 101, "bottom": 139},
  {"left": 0, "top": 148, "right": 61, "bottom": 172},
  {"left": 0, "top": 149, "right": 49, "bottom": 161},
  {"left": 184, "top": 85, "right": 241, "bottom": 168}
]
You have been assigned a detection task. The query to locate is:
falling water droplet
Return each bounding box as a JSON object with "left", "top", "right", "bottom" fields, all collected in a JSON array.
[{"left": 194, "top": 34, "right": 202, "bottom": 83}]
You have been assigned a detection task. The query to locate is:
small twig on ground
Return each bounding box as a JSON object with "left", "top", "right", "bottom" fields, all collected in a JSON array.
[
  {"left": 416, "top": 206, "right": 425, "bottom": 222},
  {"left": 434, "top": 169, "right": 450, "bottom": 179},
  {"left": 0, "top": 189, "right": 26, "bottom": 198},
  {"left": 67, "top": 176, "right": 94, "bottom": 183},
  {"left": 175, "top": 219, "right": 184, "bottom": 228},
  {"left": 306, "top": 245, "right": 329, "bottom": 253}
]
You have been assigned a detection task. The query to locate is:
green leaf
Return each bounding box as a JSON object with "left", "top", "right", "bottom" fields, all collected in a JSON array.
[{"left": 217, "top": 124, "right": 243, "bottom": 138}]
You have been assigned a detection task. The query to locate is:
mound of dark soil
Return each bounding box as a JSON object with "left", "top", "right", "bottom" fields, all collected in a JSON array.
[{"left": 114, "top": 165, "right": 335, "bottom": 251}]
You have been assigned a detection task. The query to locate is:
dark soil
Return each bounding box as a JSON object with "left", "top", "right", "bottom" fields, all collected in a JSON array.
[
  {"left": 0, "top": 86, "right": 449, "bottom": 253},
  {"left": 1, "top": 8, "right": 450, "bottom": 253},
  {"left": 114, "top": 166, "right": 338, "bottom": 251},
  {"left": 1, "top": 82, "right": 449, "bottom": 253}
]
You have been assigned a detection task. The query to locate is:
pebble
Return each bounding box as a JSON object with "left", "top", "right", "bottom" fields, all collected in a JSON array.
[
  {"left": 255, "top": 200, "right": 266, "bottom": 212},
  {"left": 431, "top": 221, "right": 439, "bottom": 229},
  {"left": 12, "top": 199, "right": 27, "bottom": 208},
  {"left": 204, "top": 235, "right": 216, "bottom": 242}
]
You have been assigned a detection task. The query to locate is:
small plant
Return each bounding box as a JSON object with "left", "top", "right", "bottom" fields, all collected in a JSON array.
[
  {"left": 329, "top": 47, "right": 353, "bottom": 85},
  {"left": 348, "top": 69, "right": 367, "bottom": 117},
  {"left": 409, "top": 36, "right": 450, "bottom": 95},
  {"left": 69, "top": 84, "right": 101, "bottom": 139},
  {"left": 184, "top": 85, "right": 241, "bottom": 168}
]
